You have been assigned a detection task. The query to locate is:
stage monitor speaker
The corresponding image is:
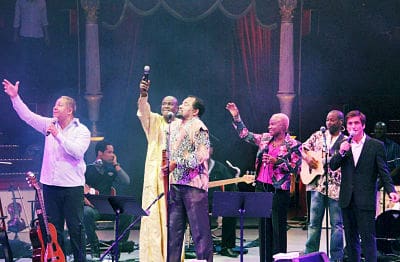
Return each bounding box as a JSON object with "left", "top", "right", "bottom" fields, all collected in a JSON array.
[{"left": 275, "top": 251, "right": 329, "bottom": 262}]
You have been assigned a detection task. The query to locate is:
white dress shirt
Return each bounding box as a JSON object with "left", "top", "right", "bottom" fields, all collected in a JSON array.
[
  {"left": 351, "top": 133, "right": 366, "bottom": 166},
  {"left": 12, "top": 95, "right": 91, "bottom": 187}
]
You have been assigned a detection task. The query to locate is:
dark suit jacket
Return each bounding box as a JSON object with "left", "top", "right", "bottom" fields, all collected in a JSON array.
[{"left": 330, "top": 135, "right": 395, "bottom": 210}]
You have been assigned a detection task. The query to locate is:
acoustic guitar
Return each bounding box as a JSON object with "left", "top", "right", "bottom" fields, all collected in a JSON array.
[
  {"left": 208, "top": 175, "right": 255, "bottom": 189},
  {"left": 26, "top": 172, "right": 65, "bottom": 262},
  {"left": 300, "top": 151, "right": 324, "bottom": 185}
]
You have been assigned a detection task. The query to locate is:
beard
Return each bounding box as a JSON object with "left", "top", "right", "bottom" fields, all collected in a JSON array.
[{"left": 329, "top": 125, "right": 340, "bottom": 135}]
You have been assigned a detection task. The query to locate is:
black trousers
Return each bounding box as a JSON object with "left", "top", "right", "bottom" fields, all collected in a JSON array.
[
  {"left": 221, "top": 216, "right": 237, "bottom": 248},
  {"left": 168, "top": 185, "right": 213, "bottom": 262},
  {"left": 342, "top": 198, "right": 377, "bottom": 262},
  {"left": 43, "top": 185, "right": 85, "bottom": 261},
  {"left": 255, "top": 182, "right": 290, "bottom": 262}
]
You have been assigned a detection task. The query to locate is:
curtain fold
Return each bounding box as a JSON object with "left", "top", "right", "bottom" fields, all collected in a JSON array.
[
  {"left": 233, "top": 9, "right": 275, "bottom": 127},
  {"left": 103, "top": 0, "right": 278, "bottom": 27}
]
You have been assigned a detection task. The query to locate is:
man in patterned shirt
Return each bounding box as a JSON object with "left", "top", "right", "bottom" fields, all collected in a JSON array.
[
  {"left": 302, "top": 110, "right": 345, "bottom": 261},
  {"left": 163, "top": 95, "right": 213, "bottom": 262}
]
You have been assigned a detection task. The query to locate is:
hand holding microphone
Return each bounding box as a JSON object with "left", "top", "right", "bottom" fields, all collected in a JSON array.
[
  {"left": 262, "top": 153, "right": 277, "bottom": 167},
  {"left": 339, "top": 131, "right": 355, "bottom": 156},
  {"left": 142, "top": 65, "right": 150, "bottom": 81},
  {"left": 46, "top": 118, "right": 57, "bottom": 137},
  {"left": 140, "top": 65, "right": 150, "bottom": 97}
]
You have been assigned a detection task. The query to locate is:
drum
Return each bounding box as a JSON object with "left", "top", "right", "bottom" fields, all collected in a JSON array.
[{"left": 376, "top": 209, "right": 400, "bottom": 255}]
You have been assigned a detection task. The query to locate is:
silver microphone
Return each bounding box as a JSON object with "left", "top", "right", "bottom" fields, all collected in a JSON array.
[
  {"left": 167, "top": 112, "right": 174, "bottom": 120},
  {"left": 143, "top": 65, "right": 150, "bottom": 81},
  {"left": 320, "top": 126, "right": 326, "bottom": 133}
]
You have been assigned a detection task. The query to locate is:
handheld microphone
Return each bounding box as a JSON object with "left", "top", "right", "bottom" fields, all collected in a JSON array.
[
  {"left": 143, "top": 65, "right": 150, "bottom": 81},
  {"left": 347, "top": 132, "right": 355, "bottom": 143},
  {"left": 46, "top": 118, "right": 57, "bottom": 136},
  {"left": 167, "top": 112, "right": 174, "bottom": 120},
  {"left": 320, "top": 126, "right": 326, "bottom": 133}
]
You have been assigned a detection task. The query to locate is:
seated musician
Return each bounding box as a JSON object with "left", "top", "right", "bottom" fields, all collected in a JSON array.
[{"left": 83, "top": 140, "right": 131, "bottom": 258}]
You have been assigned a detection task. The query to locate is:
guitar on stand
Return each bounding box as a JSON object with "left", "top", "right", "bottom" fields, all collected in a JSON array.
[
  {"left": 26, "top": 172, "right": 65, "bottom": 262},
  {"left": 300, "top": 151, "right": 324, "bottom": 185},
  {"left": 0, "top": 198, "right": 13, "bottom": 262}
]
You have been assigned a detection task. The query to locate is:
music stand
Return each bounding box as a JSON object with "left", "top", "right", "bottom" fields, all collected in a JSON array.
[
  {"left": 212, "top": 192, "right": 273, "bottom": 262},
  {"left": 85, "top": 194, "right": 147, "bottom": 262}
]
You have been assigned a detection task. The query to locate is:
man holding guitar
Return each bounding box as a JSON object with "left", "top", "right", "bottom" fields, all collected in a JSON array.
[{"left": 302, "top": 110, "right": 345, "bottom": 261}]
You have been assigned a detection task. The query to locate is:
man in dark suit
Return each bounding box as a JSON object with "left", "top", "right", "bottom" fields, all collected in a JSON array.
[{"left": 330, "top": 110, "right": 399, "bottom": 262}]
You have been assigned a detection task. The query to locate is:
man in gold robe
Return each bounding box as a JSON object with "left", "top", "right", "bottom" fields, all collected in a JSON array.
[{"left": 137, "top": 78, "right": 180, "bottom": 261}]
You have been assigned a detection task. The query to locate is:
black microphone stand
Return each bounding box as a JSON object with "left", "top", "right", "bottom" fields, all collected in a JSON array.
[
  {"left": 165, "top": 116, "right": 172, "bottom": 262},
  {"left": 321, "top": 131, "right": 330, "bottom": 257}
]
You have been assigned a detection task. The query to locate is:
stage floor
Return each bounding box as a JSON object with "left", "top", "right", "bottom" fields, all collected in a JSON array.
[{"left": 8, "top": 219, "right": 313, "bottom": 262}]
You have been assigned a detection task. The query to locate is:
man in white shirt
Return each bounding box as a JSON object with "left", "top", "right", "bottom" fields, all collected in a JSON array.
[
  {"left": 330, "top": 110, "right": 399, "bottom": 262},
  {"left": 3, "top": 79, "right": 91, "bottom": 261}
]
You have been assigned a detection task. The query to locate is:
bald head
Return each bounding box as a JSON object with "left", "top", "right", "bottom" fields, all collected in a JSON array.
[
  {"left": 271, "top": 113, "right": 290, "bottom": 132},
  {"left": 161, "top": 96, "right": 179, "bottom": 120}
]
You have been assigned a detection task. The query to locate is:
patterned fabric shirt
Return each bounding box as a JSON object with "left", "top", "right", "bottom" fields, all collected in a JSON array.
[
  {"left": 232, "top": 118, "right": 302, "bottom": 191},
  {"left": 303, "top": 131, "right": 344, "bottom": 200},
  {"left": 169, "top": 117, "right": 210, "bottom": 191}
]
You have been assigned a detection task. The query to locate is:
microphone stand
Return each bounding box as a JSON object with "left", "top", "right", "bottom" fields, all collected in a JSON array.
[
  {"left": 165, "top": 117, "right": 172, "bottom": 262},
  {"left": 321, "top": 131, "right": 330, "bottom": 257}
]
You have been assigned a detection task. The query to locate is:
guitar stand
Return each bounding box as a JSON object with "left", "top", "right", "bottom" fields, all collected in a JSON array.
[
  {"left": 212, "top": 192, "right": 273, "bottom": 262},
  {"left": 86, "top": 193, "right": 163, "bottom": 262}
]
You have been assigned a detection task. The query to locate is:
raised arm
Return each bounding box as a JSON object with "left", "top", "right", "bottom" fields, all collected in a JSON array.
[
  {"left": 225, "top": 102, "right": 262, "bottom": 146},
  {"left": 3, "top": 79, "right": 53, "bottom": 134},
  {"left": 137, "top": 80, "right": 152, "bottom": 136}
]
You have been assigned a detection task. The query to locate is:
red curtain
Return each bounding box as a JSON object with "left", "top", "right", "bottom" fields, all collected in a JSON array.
[{"left": 232, "top": 9, "right": 276, "bottom": 128}]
